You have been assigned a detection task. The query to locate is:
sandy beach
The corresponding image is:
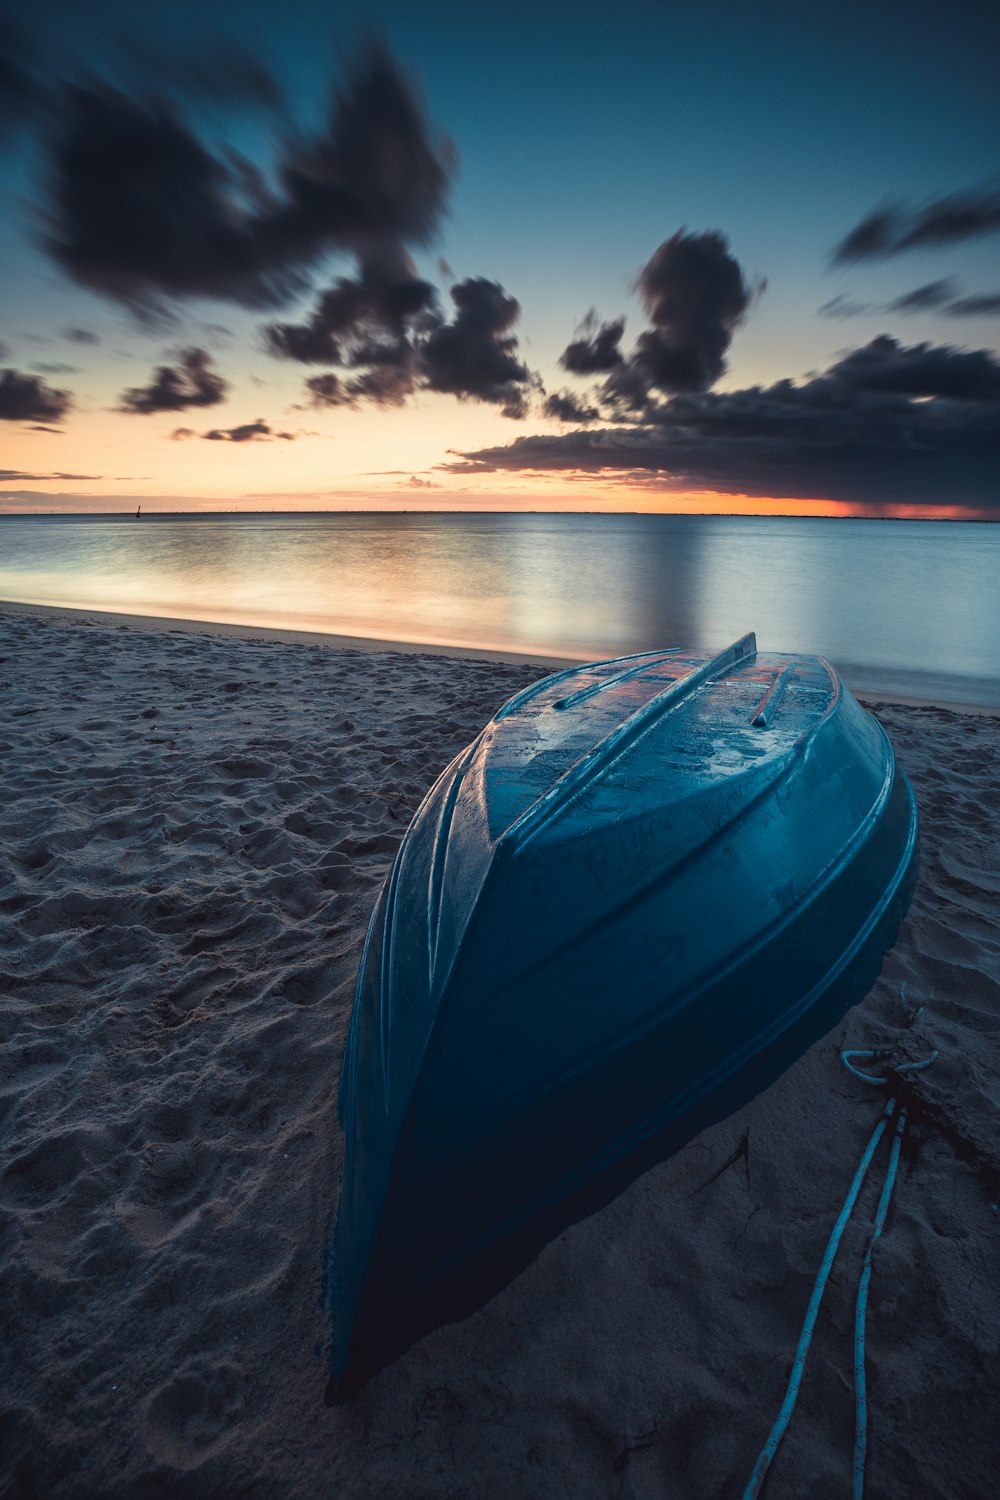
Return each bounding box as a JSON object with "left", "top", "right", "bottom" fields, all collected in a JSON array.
[{"left": 1, "top": 603, "right": 997, "bottom": 1500}]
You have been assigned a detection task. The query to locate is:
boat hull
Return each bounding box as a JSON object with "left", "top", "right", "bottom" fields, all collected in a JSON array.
[{"left": 327, "top": 636, "right": 918, "bottom": 1398}]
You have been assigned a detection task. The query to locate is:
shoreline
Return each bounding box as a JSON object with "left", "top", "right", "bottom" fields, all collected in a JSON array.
[{"left": 3, "top": 596, "right": 998, "bottom": 716}]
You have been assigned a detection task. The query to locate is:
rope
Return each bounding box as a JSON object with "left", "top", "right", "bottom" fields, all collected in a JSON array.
[
  {"left": 853, "top": 1104, "right": 906, "bottom": 1500},
  {"left": 840, "top": 1049, "right": 938, "bottom": 1086},
  {"left": 741, "top": 998, "right": 937, "bottom": 1500},
  {"left": 740, "top": 1100, "right": 897, "bottom": 1500}
]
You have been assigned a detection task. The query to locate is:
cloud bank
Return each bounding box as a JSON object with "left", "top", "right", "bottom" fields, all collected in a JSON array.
[{"left": 451, "top": 335, "right": 1000, "bottom": 509}]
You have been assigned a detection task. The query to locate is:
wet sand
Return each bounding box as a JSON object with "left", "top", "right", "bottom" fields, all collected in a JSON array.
[{"left": 1, "top": 604, "right": 997, "bottom": 1499}]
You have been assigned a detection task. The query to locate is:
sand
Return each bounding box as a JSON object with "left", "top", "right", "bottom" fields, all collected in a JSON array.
[{"left": 1, "top": 604, "right": 997, "bottom": 1499}]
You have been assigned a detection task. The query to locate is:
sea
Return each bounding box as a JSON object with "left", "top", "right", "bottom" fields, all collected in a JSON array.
[{"left": 2, "top": 511, "right": 998, "bottom": 704}]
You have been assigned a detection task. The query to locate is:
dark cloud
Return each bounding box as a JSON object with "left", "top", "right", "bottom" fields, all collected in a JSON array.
[
  {"left": 264, "top": 255, "right": 437, "bottom": 364},
  {"left": 560, "top": 313, "right": 625, "bottom": 374},
  {"left": 831, "top": 205, "right": 901, "bottom": 264},
  {"left": 885, "top": 279, "right": 957, "bottom": 313},
  {"left": 828, "top": 334, "right": 1000, "bottom": 399},
  {"left": 0, "top": 19, "right": 42, "bottom": 140},
  {"left": 0, "top": 340, "right": 8, "bottom": 360},
  {"left": 62, "top": 328, "right": 100, "bottom": 344},
  {"left": 286, "top": 270, "right": 537, "bottom": 417},
  {"left": 173, "top": 419, "right": 294, "bottom": 441},
  {"left": 450, "top": 336, "right": 1000, "bottom": 509},
  {"left": 544, "top": 390, "right": 599, "bottom": 423},
  {"left": 305, "top": 372, "right": 350, "bottom": 407},
  {"left": 285, "top": 233, "right": 746, "bottom": 421},
  {"left": 820, "top": 283, "right": 1000, "bottom": 320},
  {"left": 818, "top": 295, "right": 871, "bottom": 320},
  {"left": 833, "top": 187, "right": 1000, "bottom": 262},
  {"left": 0, "top": 368, "right": 74, "bottom": 422},
  {"left": 43, "top": 44, "right": 455, "bottom": 317},
  {"left": 0, "top": 470, "right": 100, "bottom": 480},
  {"left": 948, "top": 293, "right": 1000, "bottom": 316},
  {"left": 118, "top": 347, "right": 228, "bottom": 413},
  {"left": 408, "top": 475, "right": 439, "bottom": 488},
  {"left": 420, "top": 278, "right": 534, "bottom": 417},
  {"left": 339, "top": 364, "right": 417, "bottom": 407},
  {"left": 32, "top": 361, "right": 79, "bottom": 374},
  {"left": 304, "top": 362, "right": 417, "bottom": 409},
  {"left": 603, "top": 231, "right": 757, "bottom": 408},
  {"left": 202, "top": 420, "right": 294, "bottom": 442}
]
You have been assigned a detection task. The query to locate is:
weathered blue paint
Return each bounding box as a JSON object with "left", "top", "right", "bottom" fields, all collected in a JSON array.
[{"left": 327, "top": 633, "right": 918, "bottom": 1399}]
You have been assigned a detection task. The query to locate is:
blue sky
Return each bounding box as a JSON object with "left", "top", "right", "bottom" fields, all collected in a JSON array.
[{"left": 2, "top": 0, "right": 998, "bottom": 513}]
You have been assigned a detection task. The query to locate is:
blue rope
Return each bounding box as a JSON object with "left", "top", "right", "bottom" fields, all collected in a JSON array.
[
  {"left": 853, "top": 1104, "right": 906, "bottom": 1500},
  {"left": 840, "top": 1048, "right": 939, "bottom": 1086},
  {"left": 741, "top": 1099, "right": 897, "bottom": 1500},
  {"left": 743, "top": 1007, "right": 938, "bottom": 1499}
]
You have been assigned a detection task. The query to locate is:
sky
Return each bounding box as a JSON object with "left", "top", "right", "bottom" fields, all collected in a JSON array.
[{"left": 1, "top": 0, "right": 998, "bottom": 517}]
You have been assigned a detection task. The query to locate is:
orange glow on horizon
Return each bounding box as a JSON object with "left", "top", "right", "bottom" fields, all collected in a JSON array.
[
  {"left": 2, "top": 481, "right": 994, "bottom": 522},
  {"left": 1, "top": 387, "right": 994, "bottom": 520}
]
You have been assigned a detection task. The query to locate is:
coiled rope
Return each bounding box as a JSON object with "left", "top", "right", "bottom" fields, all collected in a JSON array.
[{"left": 741, "top": 994, "right": 937, "bottom": 1500}]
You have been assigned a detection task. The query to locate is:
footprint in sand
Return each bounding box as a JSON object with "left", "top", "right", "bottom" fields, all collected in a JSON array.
[{"left": 144, "top": 1359, "right": 245, "bottom": 1468}]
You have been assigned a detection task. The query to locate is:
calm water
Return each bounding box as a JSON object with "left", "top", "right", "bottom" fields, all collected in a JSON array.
[{"left": 2, "top": 512, "right": 999, "bottom": 701}]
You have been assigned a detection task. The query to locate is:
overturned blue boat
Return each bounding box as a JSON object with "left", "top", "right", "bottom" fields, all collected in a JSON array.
[{"left": 327, "top": 632, "right": 917, "bottom": 1399}]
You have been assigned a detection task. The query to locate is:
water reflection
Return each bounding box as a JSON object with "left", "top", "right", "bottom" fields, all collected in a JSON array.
[{"left": 1, "top": 512, "right": 998, "bottom": 690}]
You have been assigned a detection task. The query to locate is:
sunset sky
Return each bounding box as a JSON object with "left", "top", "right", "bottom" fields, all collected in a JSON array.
[{"left": 1, "top": 0, "right": 998, "bottom": 517}]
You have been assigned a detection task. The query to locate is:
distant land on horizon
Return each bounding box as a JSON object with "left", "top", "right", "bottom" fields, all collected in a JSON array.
[{"left": 2, "top": 508, "right": 997, "bottom": 524}]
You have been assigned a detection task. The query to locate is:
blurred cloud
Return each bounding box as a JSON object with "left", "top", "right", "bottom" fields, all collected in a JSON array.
[
  {"left": 818, "top": 295, "right": 871, "bottom": 320},
  {"left": 948, "top": 293, "right": 1000, "bottom": 316},
  {"left": 172, "top": 419, "right": 295, "bottom": 441},
  {"left": 0, "top": 469, "right": 101, "bottom": 480},
  {"left": 118, "top": 351, "right": 227, "bottom": 417},
  {"left": 421, "top": 278, "right": 535, "bottom": 417},
  {"left": 289, "top": 272, "right": 538, "bottom": 417},
  {"left": 264, "top": 255, "right": 437, "bottom": 364},
  {"left": 544, "top": 390, "right": 599, "bottom": 423},
  {"left": 113, "top": 31, "right": 285, "bottom": 113},
  {"left": 42, "top": 44, "right": 455, "bottom": 319},
  {"left": 820, "top": 281, "right": 1000, "bottom": 320},
  {"left": 885, "top": 279, "right": 957, "bottom": 312},
  {"left": 589, "top": 231, "right": 760, "bottom": 410},
  {"left": 0, "top": 368, "right": 74, "bottom": 422},
  {"left": 559, "top": 312, "right": 625, "bottom": 374},
  {"left": 118, "top": 348, "right": 228, "bottom": 413},
  {"left": 0, "top": 18, "right": 42, "bottom": 141},
  {"left": 833, "top": 186, "right": 1000, "bottom": 262},
  {"left": 203, "top": 420, "right": 295, "bottom": 442}
]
